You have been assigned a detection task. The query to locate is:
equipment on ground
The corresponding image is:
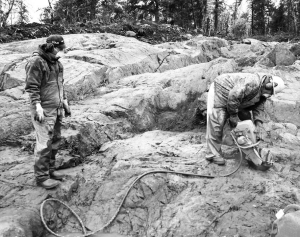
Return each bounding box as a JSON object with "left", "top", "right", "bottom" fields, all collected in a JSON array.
[
  {"left": 271, "top": 204, "right": 300, "bottom": 237},
  {"left": 231, "top": 120, "right": 273, "bottom": 171}
]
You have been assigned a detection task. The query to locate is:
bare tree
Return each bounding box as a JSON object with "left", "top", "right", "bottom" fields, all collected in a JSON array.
[
  {"left": 0, "top": 0, "right": 2, "bottom": 22},
  {"left": 291, "top": 0, "right": 298, "bottom": 35},
  {"left": 214, "top": 0, "right": 219, "bottom": 33},
  {"left": 47, "top": 0, "right": 54, "bottom": 24},
  {"left": 190, "top": 0, "right": 196, "bottom": 28},
  {"left": 16, "top": 0, "right": 29, "bottom": 24},
  {"left": 0, "top": 0, "right": 15, "bottom": 27}
]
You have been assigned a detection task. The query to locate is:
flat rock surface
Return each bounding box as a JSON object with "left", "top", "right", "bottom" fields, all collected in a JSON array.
[{"left": 1, "top": 129, "right": 300, "bottom": 237}]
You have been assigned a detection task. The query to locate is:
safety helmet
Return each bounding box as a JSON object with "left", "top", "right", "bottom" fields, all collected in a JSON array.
[
  {"left": 264, "top": 75, "right": 285, "bottom": 96},
  {"left": 272, "top": 76, "right": 285, "bottom": 95}
]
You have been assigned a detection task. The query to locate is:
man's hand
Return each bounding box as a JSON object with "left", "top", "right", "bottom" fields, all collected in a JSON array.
[
  {"left": 63, "top": 99, "right": 71, "bottom": 117},
  {"left": 34, "top": 103, "right": 45, "bottom": 123},
  {"left": 255, "top": 121, "right": 264, "bottom": 140},
  {"left": 229, "top": 114, "right": 240, "bottom": 128}
]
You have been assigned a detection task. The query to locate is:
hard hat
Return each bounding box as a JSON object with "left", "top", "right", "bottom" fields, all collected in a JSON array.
[
  {"left": 272, "top": 76, "right": 285, "bottom": 95},
  {"left": 264, "top": 75, "right": 285, "bottom": 96}
]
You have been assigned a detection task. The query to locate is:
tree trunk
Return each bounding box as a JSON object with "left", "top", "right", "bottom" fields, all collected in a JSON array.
[
  {"left": 214, "top": 0, "right": 219, "bottom": 33},
  {"left": 89, "top": 0, "right": 95, "bottom": 19},
  {"left": 47, "top": 0, "right": 54, "bottom": 24},
  {"left": 196, "top": 0, "right": 203, "bottom": 29},
  {"left": 154, "top": 0, "right": 159, "bottom": 22},
  {"left": 225, "top": 14, "right": 229, "bottom": 34},
  {"left": 206, "top": 17, "right": 210, "bottom": 35},
  {"left": 291, "top": 0, "right": 298, "bottom": 35},
  {"left": 1, "top": 0, "right": 15, "bottom": 27},
  {"left": 234, "top": 0, "right": 238, "bottom": 20},
  {"left": 287, "top": 0, "right": 291, "bottom": 33},
  {"left": 180, "top": 4, "right": 184, "bottom": 28},
  {"left": 154, "top": 11, "right": 159, "bottom": 22},
  {"left": 251, "top": 0, "right": 254, "bottom": 35},
  {"left": 298, "top": 1, "right": 300, "bottom": 35},
  {"left": 203, "top": 0, "right": 207, "bottom": 31},
  {"left": 190, "top": 0, "right": 196, "bottom": 28},
  {"left": 262, "top": 0, "right": 265, "bottom": 35},
  {"left": 0, "top": 0, "right": 3, "bottom": 26}
]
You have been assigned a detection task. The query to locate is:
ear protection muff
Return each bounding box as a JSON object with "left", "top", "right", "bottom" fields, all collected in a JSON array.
[
  {"left": 264, "top": 75, "right": 278, "bottom": 94},
  {"left": 44, "top": 43, "right": 55, "bottom": 52},
  {"left": 265, "top": 80, "right": 278, "bottom": 90},
  {"left": 265, "top": 83, "right": 273, "bottom": 90}
]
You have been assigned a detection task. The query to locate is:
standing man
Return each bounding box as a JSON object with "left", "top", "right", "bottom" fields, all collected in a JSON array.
[
  {"left": 206, "top": 73, "right": 285, "bottom": 165},
  {"left": 25, "top": 35, "right": 71, "bottom": 189}
]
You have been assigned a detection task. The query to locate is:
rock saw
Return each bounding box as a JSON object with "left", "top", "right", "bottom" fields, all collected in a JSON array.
[{"left": 231, "top": 120, "right": 273, "bottom": 171}]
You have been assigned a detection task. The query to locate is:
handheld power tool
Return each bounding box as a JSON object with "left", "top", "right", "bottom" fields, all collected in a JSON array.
[{"left": 231, "top": 120, "right": 273, "bottom": 171}]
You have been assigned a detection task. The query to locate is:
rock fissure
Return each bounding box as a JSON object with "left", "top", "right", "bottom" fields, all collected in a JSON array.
[
  {"left": 154, "top": 52, "right": 172, "bottom": 73},
  {"left": 0, "top": 62, "right": 18, "bottom": 91}
]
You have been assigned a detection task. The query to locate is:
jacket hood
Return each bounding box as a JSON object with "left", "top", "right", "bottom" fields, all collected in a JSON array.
[{"left": 33, "top": 45, "right": 60, "bottom": 64}]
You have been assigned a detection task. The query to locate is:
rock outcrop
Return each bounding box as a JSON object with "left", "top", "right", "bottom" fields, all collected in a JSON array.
[
  {"left": 220, "top": 38, "right": 273, "bottom": 67},
  {"left": 257, "top": 43, "right": 296, "bottom": 67},
  {"left": 1, "top": 34, "right": 300, "bottom": 237},
  {"left": 243, "top": 62, "right": 300, "bottom": 126},
  {"left": 0, "top": 34, "right": 231, "bottom": 149}
]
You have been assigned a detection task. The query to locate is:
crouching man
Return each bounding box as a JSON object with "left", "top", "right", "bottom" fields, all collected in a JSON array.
[
  {"left": 25, "top": 35, "right": 71, "bottom": 189},
  {"left": 206, "top": 73, "right": 285, "bottom": 165}
]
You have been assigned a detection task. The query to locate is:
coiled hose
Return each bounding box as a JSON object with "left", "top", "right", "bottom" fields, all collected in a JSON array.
[{"left": 40, "top": 133, "right": 244, "bottom": 237}]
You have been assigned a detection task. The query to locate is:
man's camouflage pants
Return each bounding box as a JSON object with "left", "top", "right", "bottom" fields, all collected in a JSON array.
[{"left": 206, "top": 83, "right": 252, "bottom": 159}]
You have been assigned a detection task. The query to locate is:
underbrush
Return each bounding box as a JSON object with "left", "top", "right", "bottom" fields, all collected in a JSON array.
[{"left": 0, "top": 21, "right": 198, "bottom": 45}]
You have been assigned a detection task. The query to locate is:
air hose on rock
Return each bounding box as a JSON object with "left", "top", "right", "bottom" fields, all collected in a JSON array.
[{"left": 41, "top": 133, "right": 245, "bottom": 237}]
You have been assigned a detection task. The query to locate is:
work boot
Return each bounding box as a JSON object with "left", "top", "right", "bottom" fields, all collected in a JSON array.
[
  {"left": 206, "top": 156, "right": 226, "bottom": 165},
  {"left": 37, "top": 179, "right": 60, "bottom": 189},
  {"left": 50, "top": 170, "right": 65, "bottom": 181}
]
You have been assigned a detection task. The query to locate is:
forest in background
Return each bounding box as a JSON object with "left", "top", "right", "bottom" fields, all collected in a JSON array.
[{"left": 0, "top": 0, "right": 300, "bottom": 41}]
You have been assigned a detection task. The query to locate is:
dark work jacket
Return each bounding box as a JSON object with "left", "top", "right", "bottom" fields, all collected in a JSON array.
[
  {"left": 213, "top": 73, "right": 267, "bottom": 123},
  {"left": 25, "top": 46, "right": 65, "bottom": 112}
]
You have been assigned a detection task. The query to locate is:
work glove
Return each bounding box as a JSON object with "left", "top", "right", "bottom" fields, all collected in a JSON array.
[
  {"left": 63, "top": 99, "right": 71, "bottom": 117},
  {"left": 229, "top": 114, "right": 240, "bottom": 128},
  {"left": 34, "top": 103, "right": 45, "bottom": 123}
]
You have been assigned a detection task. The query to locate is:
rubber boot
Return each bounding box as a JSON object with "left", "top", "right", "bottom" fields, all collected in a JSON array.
[
  {"left": 49, "top": 149, "right": 65, "bottom": 180},
  {"left": 37, "top": 179, "right": 60, "bottom": 189},
  {"left": 49, "top": 149, "right": 58, "bottom": 173},
  {"left": 50, "top": 170, "right": 65, "bottom": 180},
  {"left": 206, "top": 156, "right": 226, "bottom": 165}
]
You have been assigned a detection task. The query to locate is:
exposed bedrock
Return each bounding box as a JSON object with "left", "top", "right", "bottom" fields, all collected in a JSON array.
[
  {"left": 0, "top": 34, "right": 227, "bottom": 99},
  {"left": 0, "top": 57, "right": 237, "bottom": 153},
  {"left": 1, "top": 34, "right": 300, "bottom": 237},
  {"left": 242, "top": 62, "right": 300, "bottom": 126}
]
